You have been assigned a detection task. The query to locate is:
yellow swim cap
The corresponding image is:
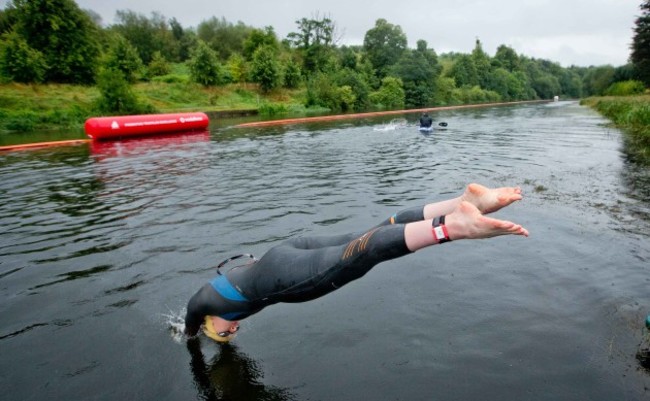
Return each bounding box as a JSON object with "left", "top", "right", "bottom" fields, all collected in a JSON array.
[{"left": 202, "top": 316, "right": 237, "bottom": 343}]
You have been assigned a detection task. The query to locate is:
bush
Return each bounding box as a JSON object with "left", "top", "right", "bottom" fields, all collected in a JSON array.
[
  {"left": 258, "top": 102, "right": 288, "bottom": 116},
  {"left": 453, "top": 85, "right": 501, "bottom": 104},
  {"left": 95, "top": 67, "right": 154, "bottom": 114},
  {"left": 187, "top": 41, "right": 223, "bottom": 86},
  {"left": 604, "top": 80, "right": 647, "bottom": 96},
  {"left": 283, "top": 60, "right": 302, "bottom": 89},
  {"left": 306, "top": 73, "right": 341, "bottom": 111},
  {"left": 0, "top": 31, "right": 47, "bottom": 83},
  {"left": 337, "top": 85, "right": 356, "bottom": 111},
  {"left": 584, "top": 96, "right": 650, "bottom": 164},
  {"left": 369, "top": 76, "right": 405, "bottom": 109},
  {"left": 147, "top": 51, "right": 172, "bottom": 78},
  {"left": 103, "top": 35, "right": 143, "bottom": 83},
  {"left": 226, "top": 53, "right": 248, "bottom": 83},
  {"left": 151, "top": 74, "right": 189, "bottom": 84},
  {"left": 3, "top": 110, "right": 38, "bottom": 131},
  {"left": 251, "top": 45, "right": 281, "bottom": 93}
]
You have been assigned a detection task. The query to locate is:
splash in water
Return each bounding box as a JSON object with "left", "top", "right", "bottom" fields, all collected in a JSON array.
[
  {"left": 163, "top": 308, "right": 187, "bottom": 343},
  {"left": 373, "top": 118, "right": 409, "bottom": 131}
]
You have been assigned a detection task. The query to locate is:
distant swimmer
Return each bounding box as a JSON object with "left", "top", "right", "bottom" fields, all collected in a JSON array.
[
  {"left": 184, "top": 183, "right": 529, "bottom": 342},
  {"left": 419, "top": 112, "right": 433, "bottom": 129}
]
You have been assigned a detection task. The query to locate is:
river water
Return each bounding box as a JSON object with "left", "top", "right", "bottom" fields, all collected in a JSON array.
[{"left": 1, "top": 101, "right": 649, "bottom": 401}]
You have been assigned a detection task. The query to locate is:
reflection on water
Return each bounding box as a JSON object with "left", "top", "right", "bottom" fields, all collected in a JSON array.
[
  {"left": 1, "top": 102, "right": 650, "bottom": 401},
  {"left": 187, "top": 340, "right": 295, "bottom": 401}
]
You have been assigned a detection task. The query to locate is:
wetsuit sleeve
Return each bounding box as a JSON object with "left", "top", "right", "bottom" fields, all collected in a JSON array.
[
  {"left": 184, "top": 284, "right": 218, "bottom": 336},
  {"left": 375, "top": 205, "right": 425, "bottom": 227}
]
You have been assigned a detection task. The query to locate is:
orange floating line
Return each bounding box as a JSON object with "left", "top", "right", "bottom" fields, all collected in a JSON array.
[
  {"left": 235, "top": 100, "right": 551, "bottom": 128},
  {"left": 0, "top": 139, "right": 91, "bottom": 152}
]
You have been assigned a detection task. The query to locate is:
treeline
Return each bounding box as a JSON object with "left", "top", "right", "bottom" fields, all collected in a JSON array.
[{"left": 0, "top": 0, "right": 646, "bottom": 115}]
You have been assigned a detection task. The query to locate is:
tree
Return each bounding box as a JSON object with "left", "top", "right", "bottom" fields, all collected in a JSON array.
[
  {"left": 557, "top": 69, "right": 583, "bottom": 98},
  {"left": 338, "top": 45, "right": 359, "bottom": 70},
  {"left": 147, "top": 51, "right": 171, "bottom": 78},
  {"left": 531, "top": 74, "right": 561, "bottom": 99},
  {"left": 363, "top": 19, "right": 407, "bottom": 78},
  {"left": 0, "top": 31, "right": 47, "bottom": 83},
  {"left": 282, "top": 59, "right": 302, "bottom": 89},
  {"left": 196, "top": 17, "right": 253, "bottom": 61},
  {"left": 226, "top": 53, "right": 248, "bottom": 83},
  {"left": 103, "top": 34, "right": 143, "bottom": 83},
  {"left": 487, "top": 68, "right": 525, "bottom": 101},
  {"left": 582, "top": 65, "right": 616, "bottom": 96},
  {"left": 251, "top": 45, "right": 281, "bottom": 93},
  {"left": 112, "top": 10, "right": 176, "bottom": 64},
  {"left": 287, "top": 15, "right": 338, "bottom": 73},
  {"left": 433, "top": 76, "right": 460, "bottom": 106},
  {"left": 493, "top": 45, "right": 521, "bottom": 72},
  {"left": 12, "top": 0, "right": 99, "bottom": 83},
  {"left": 169, "top": 17, "right": 195, "bottom": 61},
  {"left": 448, "top": 54, "right": 479, "bottom": 87},
  {"left": 334, "top": 67, "right": 371, "bottom": 110},
  {"left": 243, "top": 26, "right": 278, "bottom": 60},
  {"left": 305, "top": 73, "right": 341, "bottom": 110},
  {"left": 631, "top": 0, "right": 650, "bottom": 86},
  {"left": 287, "top": 15, "right": 336, "bottom": 48},
  {"left": 95, "top": 67, "right": 153, "bottom": 114},
  {"left": 188, "top": 40, "right": 223, "bottom": 86},
  {"left": 0, "top": 4, "right": 18, "bottom": 35},
  {"left": 471, "top": 39, "right": 492, "bottom": 89},
  {"left": 369, "top": 76, "right": 405, "bottom": 109},
  {"left": 391, "top": 42, "right": 441, "bottom": 108}
]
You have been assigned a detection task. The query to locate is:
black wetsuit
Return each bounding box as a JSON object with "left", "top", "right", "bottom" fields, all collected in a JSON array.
[
  {"left": 419, "top": 115, "right": 433, "bottom": 128},
  {"left": 184, "top": 206, "right": 426, "bottom": 336}
]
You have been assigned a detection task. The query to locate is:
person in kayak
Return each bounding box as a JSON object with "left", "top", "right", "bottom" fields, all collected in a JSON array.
[
  {"left": 419, "top": 112, "right": 433, "bottom": 128},
  {"left": 184, "top": 183, "right": 529, "bottom": 342}
]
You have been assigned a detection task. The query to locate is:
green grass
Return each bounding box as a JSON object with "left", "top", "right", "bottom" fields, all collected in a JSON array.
[
  {"left": 582, "top": 94, "right": 650, "bottom": 164},
  {"left": 0, "top": 79, "right": 307, "bottom": 136}
]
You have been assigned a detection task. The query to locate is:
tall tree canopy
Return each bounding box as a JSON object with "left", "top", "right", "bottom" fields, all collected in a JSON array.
[
  {"left": 391, "top": 40, "right": 441, "bottom": 108},
  {"left": 111, "top": 10, "right": 177, "bottom": 64},
  {"left": 631, "top": 0, "right": 650, "bottom": 85},
  {"left": 196, "top": 17, "right": 253, "bottom": 61},
  {"left": 363, "top": 19, "right": 407, "bottom": 79},
  {"left": 286, "top": 15, "right": 337, "bottom": 73},
  {"left": 10, "top": 0, "right": 99, "bottom": 83},
  {"left": 471, "top": 39, "right": 492, "bottom": 89}
]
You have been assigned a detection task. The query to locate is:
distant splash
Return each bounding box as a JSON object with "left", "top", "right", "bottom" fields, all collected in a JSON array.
[
  {"left": 373, "top": 118, "right": 409, "bottom": 131},
  {"left": 162, "top": 308, "right": 187, "bottom": 344}
]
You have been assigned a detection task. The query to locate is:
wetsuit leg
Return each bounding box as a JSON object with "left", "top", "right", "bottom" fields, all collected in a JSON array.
[
  {"left": 227, "top": 224, "right": 411, "bottom": 304},
  {"left": 285, "top": 204, "right": 425, "bottom": 249},
  {"left": 374, "top": 205, "right": 425, "bottom": 227}
]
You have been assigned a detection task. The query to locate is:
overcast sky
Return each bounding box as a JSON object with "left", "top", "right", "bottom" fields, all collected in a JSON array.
[{"left": 3, "top": 0, "right": 642, "bottom": 67}]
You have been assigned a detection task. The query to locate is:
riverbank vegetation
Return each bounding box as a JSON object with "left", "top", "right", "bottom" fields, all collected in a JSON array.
[
  {"left": 0, "top": 0, "right": 649, "bottom": 135},
  {"left": 582, "top": 94, "right": 650, "bottom": 164}
]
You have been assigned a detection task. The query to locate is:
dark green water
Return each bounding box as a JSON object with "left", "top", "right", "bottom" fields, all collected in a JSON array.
[{"left": 1, "top": 101, "right": 649, "bottom": 400}]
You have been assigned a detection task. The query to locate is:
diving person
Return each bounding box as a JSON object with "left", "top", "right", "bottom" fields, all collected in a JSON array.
[{"left": 184, "top": 183, "right": 529, "bottom": 342}]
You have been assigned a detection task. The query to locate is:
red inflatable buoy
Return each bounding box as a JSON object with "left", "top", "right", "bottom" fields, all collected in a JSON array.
[{"left": 84, "top": 112, "right": 209, "bottom": 140}]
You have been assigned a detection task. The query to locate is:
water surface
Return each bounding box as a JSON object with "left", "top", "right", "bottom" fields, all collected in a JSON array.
[{"left": 1, "top": 101, "right": 649, "bottom": 400}]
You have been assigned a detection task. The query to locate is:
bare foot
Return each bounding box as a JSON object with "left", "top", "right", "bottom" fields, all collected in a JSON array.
[
  {"left": 446, "top": 201, "right": 529, "bottom": 240},
  {"left": 461, "top": 183, "right": 523, "bottom": 214}
]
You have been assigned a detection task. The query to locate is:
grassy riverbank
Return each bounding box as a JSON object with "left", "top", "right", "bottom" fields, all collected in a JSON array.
[
  {"left": 0, "top": 81, "right": 309, "bottom": 134},
  {"left": 581, "top": 94, "right": 650, "bottom": 164}
]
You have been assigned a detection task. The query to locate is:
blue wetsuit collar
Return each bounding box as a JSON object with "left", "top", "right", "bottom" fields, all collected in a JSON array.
[{"left": 210, "top": 275, "right": 249, "bottom": 302}]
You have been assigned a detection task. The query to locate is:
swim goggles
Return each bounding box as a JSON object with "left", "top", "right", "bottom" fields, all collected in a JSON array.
[{"left": 216, "top": 253, "right": 257, "bottom": 275}]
